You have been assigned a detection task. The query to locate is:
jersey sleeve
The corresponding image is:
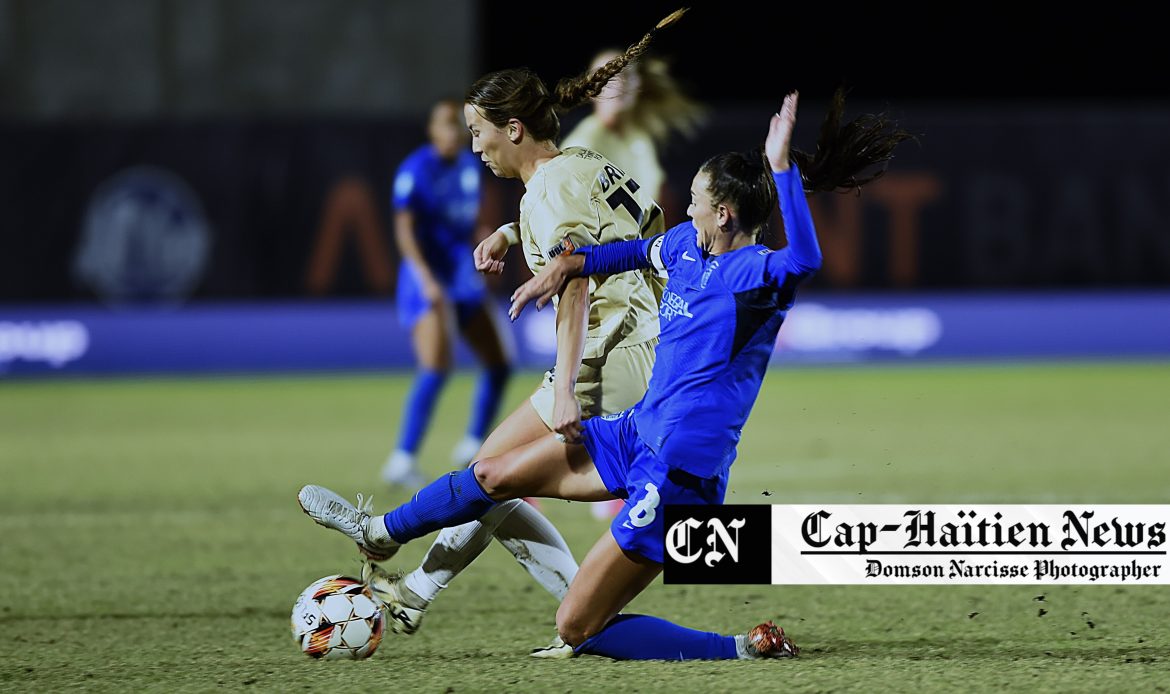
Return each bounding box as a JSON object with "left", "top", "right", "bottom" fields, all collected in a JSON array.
[
  {"left": 575, "top": 237, "right": 655, "bottom": 275},
  {"left": 764, "top": 166, "right": 822, "bottom": 287},
  {"left": 653, "top": 223, "right": 694, "bottom": 272},
  {"left": 392, "top": 158, "right": 420, "bottom": 212},
  {"left": 526, "top": 175, "right": 603, "bottom": 256}
]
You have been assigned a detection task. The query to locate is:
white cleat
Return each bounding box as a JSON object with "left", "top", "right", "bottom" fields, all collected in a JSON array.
[
  {"left": 361, "top": 562, "right": 428, "bottom": 635},
  {"left": 381, "top": 451, "right": 427, "bottom": 490},
  {"left": 296, "top": 485, "right": 399, "bottom": 562},
  {"left": 529, "top": 634, "right": 576, "bottom": 659},
  {"left": 450, "top": 435, "right": 482, "bottom": 469}
]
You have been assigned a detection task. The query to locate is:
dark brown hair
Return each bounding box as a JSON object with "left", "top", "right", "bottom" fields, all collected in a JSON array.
[
  {"left": 465, "top": 8, "right": 688, "bottom": 143},
  {"left": 793, "top": 87, "right": 916, "bottom": 195},
  {"left": 701, "top": 87, "right": 916, "bottom": 238}
]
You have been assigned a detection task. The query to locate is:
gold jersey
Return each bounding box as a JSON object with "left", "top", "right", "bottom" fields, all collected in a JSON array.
[
  {"left": 519, "top": 146, "right": 664, "bottom": 359},
  {"left": 561, "top": 115, "right": 666, "bottom": 202}
]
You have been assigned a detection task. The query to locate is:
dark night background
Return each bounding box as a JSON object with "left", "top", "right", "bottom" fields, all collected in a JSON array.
[
  {"left": 1, "top": 1, "right": 1167, "bottom": 303},
  {"left": 0, "top": 0, "right": 1167, "bottom": 377},
  {"left": 480, "top": 2, "right": 1165, "bottom": 105}
]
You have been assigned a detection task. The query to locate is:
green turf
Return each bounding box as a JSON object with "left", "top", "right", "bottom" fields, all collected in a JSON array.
[{"left": 2, "top": 362, "right": 1168, "bottom": 692}]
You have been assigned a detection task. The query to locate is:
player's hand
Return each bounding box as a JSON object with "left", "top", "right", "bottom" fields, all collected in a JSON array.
[
  {"left": 474, "top": 225, "right": 512, "bottom": 275},
  {"left": 551, "top": 391, "right": 584, "bottom": 444},
  {"left": 766, "top": 91, "right": 798, "bottom": 173},
  {"left": 508, "top": 254, "right": 582, "bottom": 321}
]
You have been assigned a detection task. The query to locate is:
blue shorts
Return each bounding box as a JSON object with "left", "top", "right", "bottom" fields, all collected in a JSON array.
[
  {"left": 583, "top": 409, "right": 728, "bottom": 564},
  {"left": 396, "top": 259, "right": 485, "bottom": 331}
]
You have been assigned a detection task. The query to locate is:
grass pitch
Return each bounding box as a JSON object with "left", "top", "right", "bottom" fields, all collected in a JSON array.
[{"left": 1, "top": 362, "right": 1168, "bottom": 692}]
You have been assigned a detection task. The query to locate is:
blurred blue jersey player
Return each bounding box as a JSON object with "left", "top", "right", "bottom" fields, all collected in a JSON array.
[
  {"left": 382, "top": 99, "right": 512, "bottom": 489},
  {"left": 302, "top": 91, "right": 912, "bottom": 658}
]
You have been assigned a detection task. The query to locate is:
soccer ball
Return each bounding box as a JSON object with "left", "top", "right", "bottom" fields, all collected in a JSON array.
[{"left": 291, "top": 575, "right": 385, "bottom": 659}]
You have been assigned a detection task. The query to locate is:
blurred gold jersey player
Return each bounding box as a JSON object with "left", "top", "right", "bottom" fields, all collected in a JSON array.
[
  {"left": 517, "top": 145, "right": 661, "bottom": 427},
  {"left": 560, "top": 46, "right": 705, "bottom": 313}
]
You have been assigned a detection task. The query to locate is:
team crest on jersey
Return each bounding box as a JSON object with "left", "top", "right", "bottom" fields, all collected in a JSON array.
[{"left": 545, "top": 236, "right": 576, "bottom": 260}]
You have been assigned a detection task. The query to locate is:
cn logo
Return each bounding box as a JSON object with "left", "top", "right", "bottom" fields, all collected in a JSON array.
[
  {"left": 666, "top": 517, "right": 746, "bottom": 567},
  {"left": 663, "top": 505, "right": 771, "bottom": 584}
]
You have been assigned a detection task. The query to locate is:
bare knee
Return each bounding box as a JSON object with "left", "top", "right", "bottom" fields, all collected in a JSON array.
[
  {"left": 555, "top": 600, "right": 604, "bottom": 647},
  {"left": 472, "top": 455, "right": 518, "bottom": 500}
]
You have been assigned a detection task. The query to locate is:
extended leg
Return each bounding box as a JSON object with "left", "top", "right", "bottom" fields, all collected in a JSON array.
[
  {"left": 378, "top": 406, "right": 604, "bottom": 633},
  {"left": 558, "top": 532, "right": 797, "bottom": 660}
]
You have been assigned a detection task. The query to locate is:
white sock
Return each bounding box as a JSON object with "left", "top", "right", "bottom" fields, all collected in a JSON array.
[
  {"left": 734, "top": 634, "right": 752, "bottom": 659},
  {"left": 401, "top": 568, "right": 440, "bottom": 607},
  {"left": 413, "top": 499, "right": 579, "bottom": 605},
  {"left": 413, "top": 519, "right": 496, "bottom": 599},
  {"left": 366, "top": 514, "right": 394, "bottom": 545},
  {"left": 494, "top": 500, "right": 579, "bottom": 600}
]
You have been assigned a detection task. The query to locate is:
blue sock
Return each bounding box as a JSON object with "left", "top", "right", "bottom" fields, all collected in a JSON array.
[
  {"left": 382, "top": 465, "right": 497, "bottom": 543},
  {"left": 397, "top": 369, "right": 448, "bottom": 453},
  {"left": 467, "top": 365, "right": 510, "bottom": 439},
  {"left": 575, "top": 614, "right": 739, "bottom": 661}
]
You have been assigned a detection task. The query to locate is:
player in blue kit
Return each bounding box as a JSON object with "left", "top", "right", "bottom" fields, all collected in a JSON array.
[
  {"left": 382, "top": 99, "right": 512, "bottom": 488},
  {"left": 301, "top": 90, "right": 912, "bottom": 659}
]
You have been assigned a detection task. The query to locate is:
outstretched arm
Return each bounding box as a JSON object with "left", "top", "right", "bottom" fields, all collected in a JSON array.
[
  {"left": 766, "top": 92, "right": 822, "bottom": 283},
  {"left": 508, "top": 236, "right": 660, "bottom": 320}
]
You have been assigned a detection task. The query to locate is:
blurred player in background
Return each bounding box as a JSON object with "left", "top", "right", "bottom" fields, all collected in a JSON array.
[
  {"left": 381, "top": 99, "right": 513, "bottom": 489},
  {"left": 561, "top": 47, "right": 705, "bottom": 214},
  {"left": 560, "top": 48, "right": 705, "bottom": 518},
  {"left": 304, "top": 9, "right": 689, "bottom": 641},
  {"left": 300, "top": 89, "right": 913, "bottom": 659}
]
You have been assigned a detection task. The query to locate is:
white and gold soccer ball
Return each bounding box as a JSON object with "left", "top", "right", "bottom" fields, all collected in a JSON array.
[{"left": 291, "top": 575, "right": 385, "bottom": 659}]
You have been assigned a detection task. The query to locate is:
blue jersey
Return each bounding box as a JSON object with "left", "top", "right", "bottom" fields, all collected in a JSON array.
[
  {"left": 577, "top": 168, "right": 821, "bottom": 479},
  {"left": 392, "top": 145, "right": 481, "bottom": 283}
]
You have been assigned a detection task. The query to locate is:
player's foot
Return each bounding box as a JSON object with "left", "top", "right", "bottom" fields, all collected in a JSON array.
[
  {"left": 297, "top": 485, "right": 400, "bottom": 562},
  {"left": 737, "top": 620, "right": 799, "bottom": 659},
  {"left": 590, "top": 498, "right": 625, "bottom": 520},
  {"left": 381, "top": 450, "right": 426, "bottom": 490},
  {"left": 361, "top": 562, "right": 428, "bottom": 635},
  {"left": 450, "top": 435, "right": 482, "bottom": 468},
  {"left": 529, "top": 634, "right": 575, "bottom": 659}
]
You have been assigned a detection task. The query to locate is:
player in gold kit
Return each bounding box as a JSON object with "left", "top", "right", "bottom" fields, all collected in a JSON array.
[{"left": 354, "top": 9, "right": 688, "bottom": 646}]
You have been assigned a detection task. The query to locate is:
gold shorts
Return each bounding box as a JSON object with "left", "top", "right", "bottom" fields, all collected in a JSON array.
[{"left": 529, "top": 338, "right": 657, "bottom": 429}]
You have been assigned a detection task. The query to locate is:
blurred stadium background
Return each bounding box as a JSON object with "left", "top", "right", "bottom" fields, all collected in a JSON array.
[
  {"left": 2, "top": 0, "right": 1167, "bottom": 374},
  {"left": 2, "top": 1, "right": 1168, "bottom": 690}
]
